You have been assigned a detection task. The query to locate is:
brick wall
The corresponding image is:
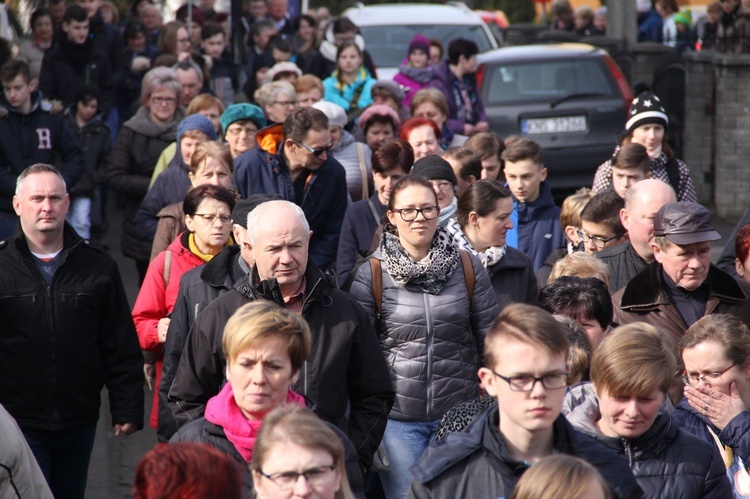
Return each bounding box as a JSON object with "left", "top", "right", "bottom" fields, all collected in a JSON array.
[{"left": 682, "top": 51, "right": 715, "bottom": 204}]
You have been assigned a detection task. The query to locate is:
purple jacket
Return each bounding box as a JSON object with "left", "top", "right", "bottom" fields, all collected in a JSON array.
[
  {"left": 427, "top": 61, "right": 488, "bottom": 135},
  {"left": 393, "top": 59, "right": 435, "bottom": 108}
]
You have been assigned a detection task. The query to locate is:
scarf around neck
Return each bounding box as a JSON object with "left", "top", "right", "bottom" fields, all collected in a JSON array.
[
  {"left": 445, "top": 218, "right": 506, "bottom": 268},
  {"left": 398, "top": 61, "right": 435, "bottom": 83},
  {"left": 381, "top": 225, "right": 459, "bottom": 294},
  {"left": 204, "top": 382, "right": 306, "bottom": 462},
  {"left": 438, "top": 197, "right": 458, "bottom": 227}
]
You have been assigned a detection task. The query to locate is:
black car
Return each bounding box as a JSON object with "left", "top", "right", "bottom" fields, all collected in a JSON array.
[{"left": 477, "top": 43, "right": 632, "bottom": 192}]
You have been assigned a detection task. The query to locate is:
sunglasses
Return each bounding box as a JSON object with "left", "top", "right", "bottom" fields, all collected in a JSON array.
[{"left": 294, "top": 139, "right": 333, "bottom": 157}]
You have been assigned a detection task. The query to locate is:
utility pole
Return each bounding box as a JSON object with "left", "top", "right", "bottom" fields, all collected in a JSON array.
[{"left": 609, "top": 0, "right": 637, "bottom": 45}]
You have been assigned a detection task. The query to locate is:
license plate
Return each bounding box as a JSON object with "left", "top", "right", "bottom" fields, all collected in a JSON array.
[{"left": 521, "top": 116, "right": 588, "bottom": 134}]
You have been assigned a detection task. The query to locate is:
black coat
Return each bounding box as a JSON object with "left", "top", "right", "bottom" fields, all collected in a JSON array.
[
  {"left": 487, "top": 246, "right": 538, "bottom": 310},
  {"left": 64, "top": 110, "right": 110, "bottom": 197},
  {"left": 167, "top": 263, "right": 395, "bottom": 469},
  {"left": 171, "top": 415, "right": 366, "bottom": 498},
  {"left": 408, "top": 409, "right": 643, "bottom": 499},
  {"left": 595, "top": 241, "right": 649, "bottom": 293},
  {"left": 0, "top": 223, "right": 143, "bottom": 430},
  {"left": 158, "top": 244, "right": 247, "bottom": 441}
]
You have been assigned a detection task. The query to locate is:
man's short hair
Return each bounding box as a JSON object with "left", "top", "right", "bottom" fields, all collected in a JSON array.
[
  {"left": 442, "top": 147, "right": 482, "bottom": 182},
  {"left": 201, "top": 22, "right": 225, "bottom": 40},
  {"left": 463, "top": 131, "right": 504, "bottom": 163},
  {"left": 251, "top": 18, "right": 276, "bottom": 37},
  {"left": 246, "top": 200, "right": 309, "bottom": 246},
  {"left": 64, "top": 4, "right": 89, "bottom": 23},
  {"left": 612, "top": 143, "right": 650, "bottom": 174},
  {"left": 332, "top": 16, "right": 358, "bottom": 35},
  {"left": 501, "top": 137, "right": 544, "bottom": 166},
  {"left": 447, "top": 38, "right": 479, "bottom": 66},
  {"left": 539, "top": 276, "right": 613, "bottom": 331},
  {"left": 560, "top": 187, "right": 593, "bottom": 229},
  {"left": 547, "top": 253, "right": 611, "bottom": 289},
  {"left": 16, "top": 164, "right": 67, "bottom": 196},
  {"left": 485, "top": 303, "right": 569, "bottom": 370},
  {"left": 1, "top": 59, "right": 32, "bottom": 84},
  {"left": 283, "top": 107, "right": 329, "bottom": 143},
  {"left": 580, "top": 190, "right": 625, "bottom": 234},
  {"left": 173, "top": 59, "right": 205, "bottom": 84},
  {"left": 591, "top": 322, "right": 676, "bottom": 396}
]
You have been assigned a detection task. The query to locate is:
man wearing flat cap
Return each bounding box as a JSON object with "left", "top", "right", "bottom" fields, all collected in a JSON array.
[{"left": 613, "top": 201, "right": 750, "bottom": 342}]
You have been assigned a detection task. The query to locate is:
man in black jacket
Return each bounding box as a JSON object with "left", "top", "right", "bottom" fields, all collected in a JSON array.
[
  {"left": 0, "top": 164, "right": 143, "bottom": 498},
  {"left": 168, "top": 200, "right": 394, "bottom": 471},
  {"left": 408, "top": 303, "right": 642, "bottom": 499}
]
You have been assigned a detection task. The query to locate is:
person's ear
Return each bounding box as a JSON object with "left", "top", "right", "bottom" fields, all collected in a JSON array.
[
  {"left": 564, "top": 225, "right": 578, "bottom": 243},
  {"left": 736, "top": 258, "right": 746, "bottom": 278},
  {"left": 386, "top": 209, "right": 396, "bottom": 225},
  {"left": 539, "top": 166, "right": 548, "bottom": 182},
  {"left": 467, "top": 175, "right": 477, "bottom": 185},
  {"left": 291, "top": 369, "right": 300, "bottom": 385},
  {"left": 652, "top": 242, "right": 664, "bottom": 263},
  {"left": 12, "top": 195, "right": 21, "bottom": 216},
  {"left": 478, "top": 367, "right": 497, "bottom": 397},
  {"left": 468, "top": 211, "right": 480, "bottom": 228},
  {"left": 185, "top": 214, "right": 196, "bottom": 232},
  {"left": 29, "top": 79, "right": 38, "bottom": 92},
  {"left": 188, "top": 171, "right": 197, "bottom": 188},
  {"left": 620, "top": 208, "right": 630, "bottom": 231}
]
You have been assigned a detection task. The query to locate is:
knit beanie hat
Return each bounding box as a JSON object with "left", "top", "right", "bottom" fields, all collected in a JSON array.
[
  {"left": 408, "top": 34, "right": 431, "bottom": 55},
  {"left": 358, "top": 104, "right": 401, "bottom": 131},
  {"left": 625, "top": 90, "right": 668, "bottom": 134},
  {"left": 411, "top": 156, "right": 458, "bottom": 186},
  {"left": 231, "top": 194, "right": 282, "bottom": 228},
  {"left": 673, "top": 10, "right": 692, "bottom": 27},
  {"left": 220, "top": 103, "right": 267, "bottom": 135},
  {"left": 177, "top": 114, "right": 218, "bottom": 143},
  {"left": 372, "top": 80, "right": 405, "bottom": 103},
  {"left": 312, "top": 101, "right": 347, "bottom": 128}
]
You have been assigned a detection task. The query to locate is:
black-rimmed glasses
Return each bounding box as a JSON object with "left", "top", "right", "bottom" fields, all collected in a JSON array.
[
  {"left": 491, "top": 369, "right": 569, "bottom": 392},
  {"left": 577, "top": 229, "right": 625, "bottom": 249},
  {"left": 257, "top": 464, "right": 336, "bottom": 490},
  {"left": 391, "top": 206, "right": 440, "bottom": 222}
]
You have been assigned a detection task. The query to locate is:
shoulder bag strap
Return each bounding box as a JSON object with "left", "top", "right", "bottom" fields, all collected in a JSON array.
[
  {"left": 370, "top": 257, "right": 382, "bottom": 317},
  {"left": 459, "top": 250, "right": 475, "bottom": 302},
  {"left": 357, "top": 142, "right": 368, "bottom": 201}
]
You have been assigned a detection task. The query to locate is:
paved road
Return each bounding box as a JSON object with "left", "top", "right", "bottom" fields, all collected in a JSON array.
[{"left": 82, "top": 197, "right": 743, "bottom": 498}]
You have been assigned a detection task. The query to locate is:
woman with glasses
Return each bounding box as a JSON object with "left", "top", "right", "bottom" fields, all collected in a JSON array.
[
  {"left": 564, "top": 322, "right": 731, "bottom": 497},
  {"left": 133, "top": 184, "right": 235, "bottom": 430},
  {"left": 254, "top": 80, "right": 298, "bottom": 126},
  {"left": 674, "top": 314, "right": 750, "bottom": 497},
  {"left": 446, "top": 180, "right": 537, "bottom": 311},
  {"left": 171, "top": 301, "right": 364, "bottom": 497},
  {"left": 349, "top": 174, "right": 498, "bottom": 499},
  {"left": 108, "top": 67, "right": 185, "bottom": 281},
  {"left": 252, "top": 405, "right": 355, "bottom": 499}
]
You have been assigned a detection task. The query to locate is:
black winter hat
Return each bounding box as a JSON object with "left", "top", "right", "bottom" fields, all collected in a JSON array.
[
  {"left": 231, "top": 194, "right": 282, "bottom": 228},
  {"left": 411, "top": 156, "right": 458, "bottom": 186},
  {"left": 625, "top": 90, "right": 669, "bottom": 134}
]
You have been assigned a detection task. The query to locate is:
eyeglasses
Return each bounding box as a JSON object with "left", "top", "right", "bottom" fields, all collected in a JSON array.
[
  {"left": 226, "top": 125, "right": 258, "bottom": 137},
  {"left": 177, "top": 37, "right": 191, "bottom": 45},
  {"left": 258, "top": 464, "right": 336, "bottom": 490},
  {"left": 681, "top": 364, "right": 736, "bottom": 386},
  {"left": 274, "top": 100, "right": 298, "bottom": 107},
  {"left": 391, "top": 206, "right": 440, "bottom": 222},
  {"left": 294, "top": 140, "right": 333, "bottom": 157},
  {"left": 577, "top": 229, "right": 625, "bottom": 249},
  {"left": 430, "top": 180, "right": 454, "bottom": 192},
  {"left": 193, "top": 213, "right": 231, "bottom": 224},
  {"left": 491, "top": 369, "right": 569, "bottom": 392},
  {"left": 150, "top": 96, "right": 177, "bottom": 106}
]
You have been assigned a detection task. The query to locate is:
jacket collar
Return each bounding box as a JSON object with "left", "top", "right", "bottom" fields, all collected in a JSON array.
[
  {"left": 621, "top": 262, "right": 748, "bottom": 309},
  {"left": 238, "top": 261, "right": 330, "bottom": 313},
  {"left": 199, "top": 244, "right": 242, "bottom": 286},
  {"left": 12, "top": 221, "right": 83, "bottom": 256}
]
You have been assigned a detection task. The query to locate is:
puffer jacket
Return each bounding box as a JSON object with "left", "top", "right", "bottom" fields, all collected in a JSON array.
[
  {"left": 332, "top": 130, "right": 371, "bottom": 203},
  {"left": 564, "top": 383, "right": 732, "bottom": 498},
  {"left": 322, "top": 67, "right": 376, "bottom": 115},
  {"left": 132, "top": 231, "right": 207, "bottom": 429},
  {"left": 409, "top": 408, "right": 643, "bottom": 499},
  {"left": 107, "top": 105, "right": 184, "bottom": 262},
  {"left": 349, "top": 248, "right": 499, "bottom": 421}
]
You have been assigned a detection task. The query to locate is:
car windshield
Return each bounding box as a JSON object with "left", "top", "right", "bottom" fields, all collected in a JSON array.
[
  {"left": 359, "top": 24, "right": 492, "bottom": 68},
  {"left": 483, "top": 59, "right": 614, "bottom": 105}
]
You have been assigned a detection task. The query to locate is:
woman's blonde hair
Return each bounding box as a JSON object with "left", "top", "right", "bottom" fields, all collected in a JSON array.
[
  {"left": 254, "top": 80, "right": 296, "bottom": 109},
  {"left": 251, "top": 405, "right": 355, "bottom": 499},
  {"left": 186, "top": 94, "right": 225, "bottom": 116},
  {"left": 548, "top": 252, "right": 611, "bottom": 288},
  {"left": 190, "top": 141, "right": 234, "bottom": 175},
  {"left": 222, "top": 301, "right": 311, "bottom": 372},
  {"left": 511, "top": 455, "right": 612, "bottom": 499}
]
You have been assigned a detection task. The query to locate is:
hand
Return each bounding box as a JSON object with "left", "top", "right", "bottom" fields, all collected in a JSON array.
[
  {"left": 177, "top": 51, "right": 192, "bottom": 62},
  {"left": 114, "top": 423, "right": 138, "bottom": 436},
  {"left": 685, "top": 382, "right": 745, "bottom": 430},
  {"left": 475, "top": 121, "right": 490, "bottom": 132},
  {"left": 462, "top": 123, "right": 476, "bottom": 136},
  {"left": 157, "top": 318, "right": 171, "bottom": 344}
]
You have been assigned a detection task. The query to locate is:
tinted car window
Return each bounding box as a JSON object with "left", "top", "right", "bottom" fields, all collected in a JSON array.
[
  {"left": 484, "top": 59, "right": 614, "bottom": 105},
  {"left": 359, "top": 24, "right": 492, "bottom": 68}
]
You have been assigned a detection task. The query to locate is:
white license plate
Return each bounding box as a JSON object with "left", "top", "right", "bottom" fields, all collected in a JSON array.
[{"left": 521, "top": 116, "right": 587, "bottom": 134}]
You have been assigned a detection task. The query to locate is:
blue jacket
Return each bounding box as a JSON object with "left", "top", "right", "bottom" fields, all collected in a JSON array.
[
  {"left": 639, "top": 10, "right": 664, "bottom": 42},
  {"left": 323, "top": 68, "right": 376, "bottom": 113},
  {"left": 507, "top": 181, "right": 565, "bottom": 272},
  {"left": 134, "top": 157, "right": 191, "bottom": 241},
  {"left": 409, "top": 408, "right": 643, "bottom": 499},
  {"left": 234, "top": 124, "right": 348, "bottom": 270},
  {"left": 0, "top": 92, "right": 84, "bottom": 214},
  {"left": 336, "top": 193, "right": 385, "bottom": 285}
]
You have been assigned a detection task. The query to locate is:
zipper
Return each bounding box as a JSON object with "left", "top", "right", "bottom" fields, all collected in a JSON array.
[
  {"left": 622, "top": 438, "right": 634, "bottom": 468},
  {"left": 424, "top": 293, "right": 433, "bottom": 421}
]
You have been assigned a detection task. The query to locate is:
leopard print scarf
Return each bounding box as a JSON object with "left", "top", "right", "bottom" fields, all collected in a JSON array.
[{"left": 381, "top": 225, "right": 459, "bottom": 294}]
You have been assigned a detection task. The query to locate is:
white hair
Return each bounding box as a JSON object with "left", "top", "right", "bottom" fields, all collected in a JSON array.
[{"left": 246, "top": 200, "right": 310, "bottom": 246}]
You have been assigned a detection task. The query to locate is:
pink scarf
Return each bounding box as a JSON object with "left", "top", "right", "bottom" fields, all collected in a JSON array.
[{"left": 204, "top": 383, "right": 306, "bottom": 462}]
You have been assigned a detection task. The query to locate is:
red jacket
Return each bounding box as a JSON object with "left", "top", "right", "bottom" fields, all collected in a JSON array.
[{"left": 133, "top": 232, "right": 206, "bottom": 428}]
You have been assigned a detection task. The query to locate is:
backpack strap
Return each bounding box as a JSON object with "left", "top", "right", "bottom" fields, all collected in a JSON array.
[
  {"left": 162, "top": 250, "right": 172, "bottom": 289},
  {"left": 357, "top": 142, "right": 368, "bottom": 201},
  {"left": 665, "top": 156, "right": 681, "bottom": 196},
  {"left": 370, "top": 257, "right": 382, "bottom": 315},
  {"left": 367, "top": 199, "right": 381, "bottom": 226},
  {"left": 459, "top": 250, "right": 475, "bottom": 302}
]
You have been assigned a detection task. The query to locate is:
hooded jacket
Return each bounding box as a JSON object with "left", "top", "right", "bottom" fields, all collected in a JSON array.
[
  {"left": 612, "top": 263, "right": 750, "bottom": 342},
  {"left": 167, "top": 263, "right": 395, "bottom": 469},
  {"left": 509, "top": 181, "right": 566, "bottom": 272},
  {"left": 349, "top": 249, "right": 499, "bottom": 422},
  {"left": 233, "top": 124, "right": 348, "bottom": 270},
  {"left": 0, "top": 223, "right": 143, "bottom": 431},
  {"left": 64, "top": 107, "right": 110, "bottom": 198},
  {"left": 427, "top": 61, "right": 488, "bottom": 135},
  {"left": 0, "top": 92, "right": 84, "bottom": 214},
  {"left": 107, "top": 105, "right": 184, "bottom": 262},
  {"left": 408, "top": 408, "right": 643, "bottom": 499},
  {"left": 564, "top": 383, "right": 732, "bottom": 498}
]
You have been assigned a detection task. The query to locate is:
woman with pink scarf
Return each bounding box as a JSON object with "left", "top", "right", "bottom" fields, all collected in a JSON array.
[{"left": 170, "top": 301, "right": 366, "bottom": 497}]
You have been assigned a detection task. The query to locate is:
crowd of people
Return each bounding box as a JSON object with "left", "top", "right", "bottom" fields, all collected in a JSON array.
[{"left": 2, "top": 0, "right": 750, "bottom": 498}]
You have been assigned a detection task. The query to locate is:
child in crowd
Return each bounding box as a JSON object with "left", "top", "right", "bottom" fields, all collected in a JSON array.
[
  {"left": 502, "top": 137, "right": 565, "bottom": 272},
  {"left": 393, "top": 34, "right": 435, "bottom": 108},
  {"left": 579, "top": 191, "right": 627, "bottom": 255},
  {"left": 463, "top": 131, "right": 505, "bottom": 180},
  {"left": 610, "top": 143, "right": 651, "bottom": 198},
  {"left": 323, "top": 41, "right": 376, "bottom": 131}
]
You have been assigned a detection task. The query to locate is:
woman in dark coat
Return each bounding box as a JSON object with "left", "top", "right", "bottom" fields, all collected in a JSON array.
[
  {"left": 108, "top": 66, "right": 185, "bottom": 280},
  {"left": 446, "top": 179, "right": 537, "bottom": 310}
]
